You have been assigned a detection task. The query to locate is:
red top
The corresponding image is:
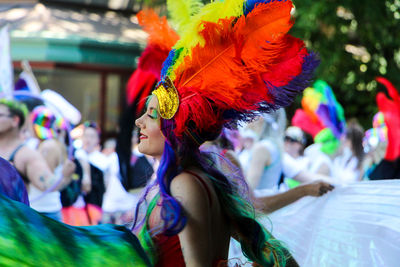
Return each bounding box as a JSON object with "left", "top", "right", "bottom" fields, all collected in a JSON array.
[
  {"left": 153, "top": 171, "right": 226, "bottom": 266},
  {"left": 154, "top": 234, "right": 185, "bottom": 267}
]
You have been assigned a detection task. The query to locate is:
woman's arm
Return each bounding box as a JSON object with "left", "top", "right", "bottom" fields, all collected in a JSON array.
[
  {"left": 170, "top": 172, "right": 213, "bottom": 267},
  {"left": 38, "top": 139, "right": 62, "bottom": 172},
  {"left": 254, "top": 181, "right": 334, "bottom": 213},
  {"left": 23, "top": 147, "right": 75, "bottom": 191}
]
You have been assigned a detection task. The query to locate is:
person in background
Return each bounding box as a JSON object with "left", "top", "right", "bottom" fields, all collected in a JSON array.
[
  {"left": 101, "top": 137, "right": 138, "bottom": 225},
  {"left": 282, "top": 126, "right": 312, "bottom": 188},
  {"left": 28, "top": 105, "right": 74, "bottom": 221},
  {"left": 240, "top": 112, "right": 333, "bottom": 193},
  {"left": 209, "top": 126, "right": 334, "bottom": 262},
  {"left": 0, "top": 99, "right": 75, "bottom": 221},
  {"left": 362, "top": 112, "right": 388, "bottom": 179},
  {"left": 301, "top": 130, "right": 336, "bottom": 177},
  {"left": 240, "top": 111, "right": 287, "bottom": 191},
  {"left": 283, "top": 126, "right": 308, "bottom": 163},
  {"left": 332, "top": 120, "right": 365, "bottom": 183},
  {"left": 207, "top": 127, "right": 335, "bottom": 213},
  {"left": 65, "top": 121, "right": 105, "bottom": 225},
  {"left": 102, "top": 138, "right": 117, "bottom": 156}
]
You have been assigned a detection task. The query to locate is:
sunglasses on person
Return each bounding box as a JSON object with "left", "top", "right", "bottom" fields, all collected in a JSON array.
[{"left": 284, "top": 136, "right": 301, "bottom": 144}]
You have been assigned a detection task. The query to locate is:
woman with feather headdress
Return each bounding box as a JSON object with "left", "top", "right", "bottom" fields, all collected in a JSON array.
[
  {"left": 0, "top": 0, "right": 318, "bottom": 266},
  {"left": 131, "top": 0, "right": 319, "bottom": 265}
]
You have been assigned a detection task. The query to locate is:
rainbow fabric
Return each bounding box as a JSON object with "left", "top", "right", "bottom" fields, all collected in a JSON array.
[
  {"left": 0, "top": 193, "right": 151, "bottom": 266},
  {"left": 0, "top": 159, "right": 151, "bottom": 266}
]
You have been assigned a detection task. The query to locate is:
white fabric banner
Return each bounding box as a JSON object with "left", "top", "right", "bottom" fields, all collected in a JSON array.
[
  {"left": 229, "top": 180, "right": 400, "bottom": 266},
  {"left": 264, "top": 180, "right": 400, "bottom": 267},
  {"left": 0, "top": 25, "right": 14, "bottom": 98}
]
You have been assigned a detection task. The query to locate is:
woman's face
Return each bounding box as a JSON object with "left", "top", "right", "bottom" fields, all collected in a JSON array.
[
  {"left": 284, "top": 137, "right": 303, "bottom": 158},
  {"left": 135, "top": 96, "right": 165, "bottom": 159},
  {"left": 82, "top": 127, "right": 100, "bottom": 153}
]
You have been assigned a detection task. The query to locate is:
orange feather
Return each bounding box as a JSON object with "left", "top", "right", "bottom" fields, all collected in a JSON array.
[{"left": 137, "top": 9, "right": 179, "bottom": 48}]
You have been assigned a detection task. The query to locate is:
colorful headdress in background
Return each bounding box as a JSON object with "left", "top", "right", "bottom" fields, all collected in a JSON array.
[
  {"left": 376, "top": 77, "right": 400, "bottom": 161},
  {"left": 31, "top": 106, "right": 57, "bottom": 140},
  {"left": 153, "top": 0, "right": 319, "bottom": 139},
  {"left": 292, "top": 80, "right": 346, "bottom": 154},
  {"left": 55, "top": 116, "right": 68, "bottom": 132},
  {"left": 363, "top": 112, "right": 387, "bottom": 150},
  {"left": 126, "top": 9, "right": 179, "bottom": 116}
]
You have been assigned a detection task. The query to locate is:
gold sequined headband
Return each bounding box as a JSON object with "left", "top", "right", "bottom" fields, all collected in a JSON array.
[{"left": 152, "top": 76, "right": 179, "bottom": 120}]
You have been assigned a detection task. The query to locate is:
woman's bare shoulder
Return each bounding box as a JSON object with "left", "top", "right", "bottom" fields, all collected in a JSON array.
[
  {"left": 170, "top": 171, "right": 211, "bottom": 212},
  {"left": 39, "top": 139, "right": 61, "bottom": 149}
]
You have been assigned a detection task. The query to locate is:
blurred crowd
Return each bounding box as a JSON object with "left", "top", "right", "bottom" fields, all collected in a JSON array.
[{"left": 0, "top": 82, "right": 393, "bottom": 227}]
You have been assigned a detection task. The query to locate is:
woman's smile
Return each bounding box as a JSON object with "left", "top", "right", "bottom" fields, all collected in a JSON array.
[
  {"left": 139, "top": 133, "right": 148, "bottom": 140},
  {"left": 134, "top": 96, "right": 166, "bottom": 158}
]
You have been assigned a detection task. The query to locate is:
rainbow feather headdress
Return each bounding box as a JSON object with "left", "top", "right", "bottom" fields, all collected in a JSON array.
[
  {"left": 292, "top": 80, "right": 346, "bottom": 154},
  {"left": 153, "top": 0, "right": 319, "bottom": 138}
]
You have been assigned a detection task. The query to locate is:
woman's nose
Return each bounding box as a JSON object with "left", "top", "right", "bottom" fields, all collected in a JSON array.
[{"left": 135, "top": 116, "right": 144, "bottom": 128}]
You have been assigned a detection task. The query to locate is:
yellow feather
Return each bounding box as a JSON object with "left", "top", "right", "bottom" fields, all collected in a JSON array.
[
  {"left": 169, "top": 0, "right": 245, "bottom": 79},
  {"left": 167, "top": 0, "right": 203, "bottom": 35}
]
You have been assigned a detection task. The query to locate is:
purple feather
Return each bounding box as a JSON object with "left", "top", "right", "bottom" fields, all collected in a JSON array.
[{"left": 265, "top": 51, "right": 320, "bottom": 110}]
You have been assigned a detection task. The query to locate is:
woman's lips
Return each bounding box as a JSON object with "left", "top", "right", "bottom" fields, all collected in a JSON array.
[{"left": 139, "top": 133, "right": 148, "bottom": 140}]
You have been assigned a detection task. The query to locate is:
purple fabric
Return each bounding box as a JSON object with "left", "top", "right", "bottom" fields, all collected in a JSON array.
[
  {"left": 0, "top": 157, "right": 29, "bottom": 205},
  {"left": 14, "top": 78, "right": 29, "bottom": 91}
]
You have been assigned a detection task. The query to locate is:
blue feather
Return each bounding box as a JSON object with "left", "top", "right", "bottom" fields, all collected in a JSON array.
[
  {"left": 243, "top": 0, "right": 288, "bottom": 15},
  {"left": 160, "top": 48, "right": 183, "bottom": 78}
]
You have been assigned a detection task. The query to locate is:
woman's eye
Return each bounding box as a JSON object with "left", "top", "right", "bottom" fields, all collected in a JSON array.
[{"left": 147, "top": 109, "right": 158, "bottom": 119}]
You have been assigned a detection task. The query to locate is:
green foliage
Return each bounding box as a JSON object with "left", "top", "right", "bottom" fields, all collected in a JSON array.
[{"left": 290, "top": 0, "right": 400, "bottom": 128}]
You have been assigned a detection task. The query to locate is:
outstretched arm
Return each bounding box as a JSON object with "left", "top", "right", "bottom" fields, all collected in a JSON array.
[{"left": 254, "top": 181, "right": 334, "bottom": 214}]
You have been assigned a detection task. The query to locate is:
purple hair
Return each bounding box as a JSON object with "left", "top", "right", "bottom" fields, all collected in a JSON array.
[{"left": 132, "top": 117, "right": 289, "bottom": 266}]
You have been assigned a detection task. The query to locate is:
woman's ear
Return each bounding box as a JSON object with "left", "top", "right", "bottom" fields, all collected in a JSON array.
[{"left": 11, "top": 115, "right": 20, "bottom": 129}]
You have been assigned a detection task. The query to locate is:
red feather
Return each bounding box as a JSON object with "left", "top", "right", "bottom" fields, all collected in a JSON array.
[
  {"left": 376, "top": 77, "right": 400, "bottom": 160},
  {"left": 292, "top": 109, "right": 324, "bottom": 138},
  {"left": 171, "top": 1, "right": 310, "bottom": 136}
]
